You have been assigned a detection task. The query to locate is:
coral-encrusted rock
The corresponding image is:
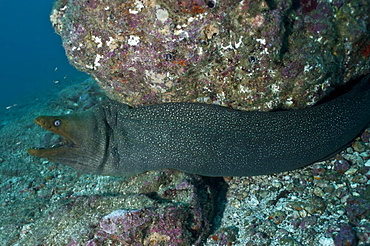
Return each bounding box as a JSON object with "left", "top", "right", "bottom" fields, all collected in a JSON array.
[
  {"left": 88, "top": 206, "right": 200, "bottom": 245},
  {"left": 51, "top": 0, "right": 370, "bottom": 110},
  {"left": 83, "top": 173, "right": 213, "bottom": 245}
]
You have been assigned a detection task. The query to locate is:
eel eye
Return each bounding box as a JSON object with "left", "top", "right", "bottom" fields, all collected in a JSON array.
[
  {"left": 53, "top": 119, "right": 61, "bottom": 127},
  {"left": 207, "top": 0, "right": 216, "bottom": 8}
]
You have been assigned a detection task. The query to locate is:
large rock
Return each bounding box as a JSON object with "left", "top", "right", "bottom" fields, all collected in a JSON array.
[{"left": 51, "top": 0, "right": 370, "bottom": 110}]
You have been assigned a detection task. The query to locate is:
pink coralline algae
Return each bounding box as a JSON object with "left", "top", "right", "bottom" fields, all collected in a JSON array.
[
  {"left": 87, "top": 205, "right": 206, "bottom": 245},
  {"left": 51, "top": 0, "right": 370, "bottom": 110}
]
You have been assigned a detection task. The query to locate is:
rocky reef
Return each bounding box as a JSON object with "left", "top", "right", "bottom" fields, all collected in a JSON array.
[{"left": 51, "top": 0, "right": 370, "bottom": 110}]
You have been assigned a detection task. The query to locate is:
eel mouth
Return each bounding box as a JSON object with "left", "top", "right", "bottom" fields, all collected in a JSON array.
[
  {"left": 28, "top": 134, "right": 75, "bottom": 158},
  {"left": 33, "top": 134, "right": 73, "bottom": 149},
  {"left": 28, "top": 116, "right": 76, "bottom": 158}
]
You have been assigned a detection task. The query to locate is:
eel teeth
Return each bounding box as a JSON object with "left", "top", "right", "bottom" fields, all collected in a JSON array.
[{"left": 35, "top": 136, "right": 71, "bottom": 149}]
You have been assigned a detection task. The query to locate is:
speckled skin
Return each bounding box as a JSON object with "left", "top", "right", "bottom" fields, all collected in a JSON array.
[
  {"left": 51, "top": 0, "right": 370, "bottom": 110},
  {"left": 29, "top": 75, "right": 370, "bottom": 177}
]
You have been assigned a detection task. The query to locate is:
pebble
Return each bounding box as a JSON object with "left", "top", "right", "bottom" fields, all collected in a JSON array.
[
  {"left": 322, "top": 184, "right": 335, "bottom": 194},
  {"left": 279, "top": 236, "right": 295, "bottom": 246},
  {"left": 352, "top": 141, "right": 366, "bottom": 152},
  {"left": 230, "top": 199, "right": 241, "bottom": 208},
  {"left": 346, "top": 147, "right": 354, "bottom": 154},
  {"left": 351, "top": 175, "right": 368, "bottom": 184},
  {"left": 359, "top": 150, "right": 370, "bottom": 158},
  {"left": 334, "top": 159, "right": 350, "bottom": 174},
  {"left": 271, "top": 180, "right": 282, "bottom": 189},
  {"left": 313, "top": 187, "right": 324, "bottom": 197},
  {"left": 345, "top": 166, "right": 358, "bottom": 175},
  {"left": 304, "top": 197, "right": 326, "bottom": 215},
  {"left": 268, "top": 210, "right": 286, "bottom": 225},
  {"left": 287, "top": 201, "right": 305, "bottom": 211}
]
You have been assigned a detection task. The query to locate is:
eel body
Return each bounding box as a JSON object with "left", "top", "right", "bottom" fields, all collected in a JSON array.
[{"left": 28, "top": 75, "right": 370, "bottom": 177}]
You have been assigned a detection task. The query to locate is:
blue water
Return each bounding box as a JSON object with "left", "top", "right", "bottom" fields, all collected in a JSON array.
[{"left": 0, "top": 1, "right": 87, "bottom": 109}]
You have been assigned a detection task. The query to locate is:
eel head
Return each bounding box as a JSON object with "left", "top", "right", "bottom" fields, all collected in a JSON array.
[{"left": 28, "top": 113, "right": 90, "bottom": 163}]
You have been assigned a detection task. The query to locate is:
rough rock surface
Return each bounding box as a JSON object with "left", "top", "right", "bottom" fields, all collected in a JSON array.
[
  {"left": 51, "top": 0, "right": 370, "bottom": 110},
  {"left": 206, "top": 152, "right": 370, "bottom": 245}
]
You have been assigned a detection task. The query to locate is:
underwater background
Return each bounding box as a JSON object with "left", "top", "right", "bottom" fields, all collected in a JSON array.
[
  {"left": 0, "top": 1, "right": 86, "bottom": 113},
  {"left": 0, "top": 0, "right": 370, "bottom": 245}
]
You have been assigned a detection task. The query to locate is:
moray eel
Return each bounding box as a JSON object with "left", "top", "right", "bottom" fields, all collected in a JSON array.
[{"left": 28, "top": 75, "right": 370, "bottom": 177}]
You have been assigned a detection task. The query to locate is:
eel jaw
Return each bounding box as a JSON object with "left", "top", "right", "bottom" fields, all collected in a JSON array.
[
  {"left": 28, "top": 116, "right": 78, "bottom": 158},
  {"left": 28, "top": 136, "right": 75, "bottom": 158}
]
